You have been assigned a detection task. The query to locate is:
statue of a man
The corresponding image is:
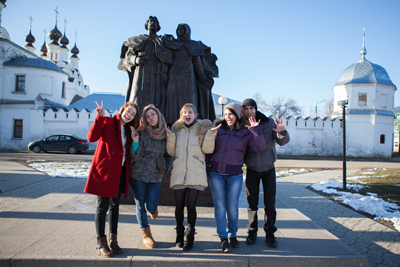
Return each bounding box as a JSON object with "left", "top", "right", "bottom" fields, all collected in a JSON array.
[{"left": 118, "top": 16, "right": 172, "bottom": 115}]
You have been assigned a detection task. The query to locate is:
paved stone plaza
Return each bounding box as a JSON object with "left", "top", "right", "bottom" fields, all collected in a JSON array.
[{"left": 0, "top": 159, "right": 398, "bottom": 266}]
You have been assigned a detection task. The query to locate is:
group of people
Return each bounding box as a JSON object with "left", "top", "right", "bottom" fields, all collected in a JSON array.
[{"left": 84, "top": 98, "right": 290, "bottom": 257}]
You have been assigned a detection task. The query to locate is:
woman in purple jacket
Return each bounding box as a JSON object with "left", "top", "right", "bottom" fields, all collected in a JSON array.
[{"left": 207, "top": 102, "right": 265, "bottom": 253}]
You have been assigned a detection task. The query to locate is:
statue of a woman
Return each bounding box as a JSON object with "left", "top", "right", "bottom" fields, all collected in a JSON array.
[{"left": 164, "top": 23, "right": 217, "bottom": 124}]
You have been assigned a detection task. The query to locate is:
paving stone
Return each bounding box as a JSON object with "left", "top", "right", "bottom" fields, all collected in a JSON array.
[{"left": 381, "top": 260, "right": 400, "bottom": 267}]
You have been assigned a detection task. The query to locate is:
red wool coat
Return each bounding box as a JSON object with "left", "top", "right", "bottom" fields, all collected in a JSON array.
[{"left": 84, "top": 114, "right": 130, "bottom": 198}]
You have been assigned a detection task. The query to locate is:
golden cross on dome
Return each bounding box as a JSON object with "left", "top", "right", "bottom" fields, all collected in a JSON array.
[{"left": 54, "top": 6, "right": 59, "bottom": 22}]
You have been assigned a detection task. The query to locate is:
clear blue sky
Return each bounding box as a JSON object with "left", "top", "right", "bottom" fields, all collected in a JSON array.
[{"left": 4, "top": 0, "right": 400, "bottom": 115}]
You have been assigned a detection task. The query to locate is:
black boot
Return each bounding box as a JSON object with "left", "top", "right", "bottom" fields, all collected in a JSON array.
[
  {"left": 183, "top": 226, "right": 195, "bottom": 251},
  {"left": 175, "top": 225, "right": 185, "bottom": 248}
]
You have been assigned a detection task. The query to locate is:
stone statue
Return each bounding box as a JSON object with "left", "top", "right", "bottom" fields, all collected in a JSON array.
[
  {"left": 118, "top": 16, "right": 172, "bottom": 116},
  {"left": 119, "top": 18, "right": 218, "bottom": 124},
  {"left": 164, "top": 23, "right": 218, "bottom": 123}
]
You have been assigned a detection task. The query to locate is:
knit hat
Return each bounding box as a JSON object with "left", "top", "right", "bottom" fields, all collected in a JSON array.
[
  {"left": 241, "top": 98, "right": 257, "bottom": 111},
  {"left": 225, "top": 102, "right": 244, "bottom": 120}
]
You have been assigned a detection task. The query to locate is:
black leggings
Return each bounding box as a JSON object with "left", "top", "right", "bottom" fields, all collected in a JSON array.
[
  {"left": 174, "top": 188, "right": 200, "bottom": 228},
  {"left": 95, "top": 167, "right": 125, "bottom": 237}
]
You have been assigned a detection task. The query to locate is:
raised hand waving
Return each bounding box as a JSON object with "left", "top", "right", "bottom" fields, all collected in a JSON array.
[{"left": 273, "top": 117, "right": 287, "bottom": 132}]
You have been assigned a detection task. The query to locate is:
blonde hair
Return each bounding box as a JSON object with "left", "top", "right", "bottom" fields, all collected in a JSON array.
[{"left": 179, "top": 103, "right": 197, "bottom": 123}]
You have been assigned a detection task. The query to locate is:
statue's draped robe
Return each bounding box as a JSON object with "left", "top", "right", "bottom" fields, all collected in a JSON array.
[
  {"left": 164, "top": 36, "right": 218, "bottom": 123},
  {"left": 118, "top": 34, "right": 173, "bottom": 115}
]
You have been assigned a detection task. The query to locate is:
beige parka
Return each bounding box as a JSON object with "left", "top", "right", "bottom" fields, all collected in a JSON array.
[{"left": 166, "top": 119, "right": 217, "bottom": 188}]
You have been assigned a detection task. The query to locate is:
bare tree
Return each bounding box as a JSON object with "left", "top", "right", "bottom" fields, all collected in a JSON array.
[
  {"left": 266, "top": 96, "right": 303, "bottom": 118},
  {"left": 322, "top": 98, "right": 334, "bottom": 118},
  {"left": 252, "top": 93, "right": 268, "bottom": 113}
]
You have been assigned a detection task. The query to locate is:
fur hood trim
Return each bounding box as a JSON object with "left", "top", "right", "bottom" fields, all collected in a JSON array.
[{"left": 172, "top": 119, "right": 212, "bottom": 136}]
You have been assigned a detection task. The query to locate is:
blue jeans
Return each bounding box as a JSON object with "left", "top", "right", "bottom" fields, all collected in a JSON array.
[
  {"left": 208, "top": 171, "right": 243, "bottom": 238},
  {"left": 129, "top": 178, "right": 161, "bottom": 229}
]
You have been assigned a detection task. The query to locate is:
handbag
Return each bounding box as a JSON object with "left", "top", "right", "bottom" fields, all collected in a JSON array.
[
  {"left": 151, "top": 139, "right": 166, "bottom": 171},
  {"left": 157, "top": 156, "right": 166, "bottom": 171}
]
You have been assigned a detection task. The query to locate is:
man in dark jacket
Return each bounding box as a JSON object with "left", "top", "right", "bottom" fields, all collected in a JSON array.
[{"left": 242, "top": 98, "right": 290, "bottom": 248}]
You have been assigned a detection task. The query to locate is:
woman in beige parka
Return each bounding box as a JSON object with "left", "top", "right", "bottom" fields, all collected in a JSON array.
[{"left": 166, "top": 103, "right": 220, "bottom": 251}]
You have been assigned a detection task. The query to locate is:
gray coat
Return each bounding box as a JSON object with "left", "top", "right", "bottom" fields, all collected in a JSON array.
[
  {"left": 130, "top": 130, "right": 172, "bottom": 183},
  {"left": 244, "top": 112, "right": 290, "bottom": 172}
]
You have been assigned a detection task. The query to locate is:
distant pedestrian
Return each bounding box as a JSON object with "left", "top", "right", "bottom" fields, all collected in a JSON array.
[
  {"left": 242, "top": 98, "right": 290, "bottom": 248},
  {"left": 129, "top": 104, "right": 171, "bottom": 249},
  {"left": 165, "top": 103, "right": 219, "bottom": 251},
  {"left": 84, "top": 101, "right": 140, "bottom": 257},
  {"left": 206, "top": 102, "right": 265, "bottom": 253}
]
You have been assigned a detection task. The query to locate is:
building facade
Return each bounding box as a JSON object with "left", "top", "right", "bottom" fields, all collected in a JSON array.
[{"left": 0, "top": 2, "right": 90, "bottom": 150}]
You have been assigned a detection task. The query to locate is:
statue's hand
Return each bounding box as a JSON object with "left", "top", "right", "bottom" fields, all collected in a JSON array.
[{"left": 136, "top": 56, "right": 148, "bottom": 65}]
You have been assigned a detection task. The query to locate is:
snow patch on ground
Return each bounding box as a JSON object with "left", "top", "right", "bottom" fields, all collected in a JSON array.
[{"left": 311, "top": 176, "right": 400, "bottom": 231}]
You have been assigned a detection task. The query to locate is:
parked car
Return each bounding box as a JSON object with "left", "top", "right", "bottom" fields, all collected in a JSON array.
[{"left": 28, "top": 134, "right": 89, "bottom": 154}]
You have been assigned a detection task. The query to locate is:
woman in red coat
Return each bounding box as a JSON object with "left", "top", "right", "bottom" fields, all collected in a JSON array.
[{"left": 84, "top": 101, "right": 140, "bottom": 257}]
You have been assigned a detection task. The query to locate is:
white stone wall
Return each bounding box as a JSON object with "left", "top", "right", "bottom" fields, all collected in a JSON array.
[
  {"left": 0, "top": 106, "right": 394, "bottom": 158},
  {"left": 277, "top": 116, "right": 343, "bottom": 157},
  {"left": 0, "top": 106, "right": 119, "bottom": 150}
]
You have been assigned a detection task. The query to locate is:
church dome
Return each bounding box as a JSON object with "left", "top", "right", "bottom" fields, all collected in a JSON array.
[
  {"left": 335, "top": 28, "right": 395, "bottom": 87},
  {"left": 25, "top": 29, "right": 35, "bottom": 44},
  {"left": 40, "top": 41, "right": 47, "bottom": 52},
  {"left": 71, "top": 42, "right": 79, "bottom": 56},
  {"left": 335, "top": 59, "right": 395, "bottom": 87},
  {"left": 48, "top": 22, "right": 62, "bottom": 45},
  {"left": 60, "top": 30, "right": 69, "bottom": 48}
]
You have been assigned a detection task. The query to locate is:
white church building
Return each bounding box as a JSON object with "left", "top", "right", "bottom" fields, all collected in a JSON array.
[
  {"left": 0, "top": 1, "right": 396, "bottom": 158},
  {"left": 277, "top": 29, "right": 397, "bottom": 158},
  {"left": 0, "top": 2, "right": 90, "bottom": 150}
]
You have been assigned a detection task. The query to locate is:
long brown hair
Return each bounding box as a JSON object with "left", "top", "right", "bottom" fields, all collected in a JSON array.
[
  {"left": 138, "top": 104, "right": 166, "bottom": 140},
  {"left": 119, "top": 102, "right": 140, "bottom": 148}
]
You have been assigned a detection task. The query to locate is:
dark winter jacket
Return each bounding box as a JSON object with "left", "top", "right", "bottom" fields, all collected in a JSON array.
[
  {"left": 207, "top": 118, "right": 265, "bottom": 175},
  {"left": 244, "top": 111, "right": 290, "bottom": 172},
  {"left": 130, "top": 130, "right": 172, "bottom": 183}
]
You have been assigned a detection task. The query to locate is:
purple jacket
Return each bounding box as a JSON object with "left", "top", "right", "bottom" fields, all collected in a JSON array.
[{"left": 207, "top": 124, "right": 265, "bottom": 175}]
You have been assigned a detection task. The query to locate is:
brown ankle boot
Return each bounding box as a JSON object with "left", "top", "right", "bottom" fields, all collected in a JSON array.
[
  {"left": 97, "top": 237, "right": 114, "bottom": 257},
  {"left": 109, "top": 233, "right": 123, "bottom": 255},
  {"left": 150, "top": 209, "right": 158, "bottom": 219},
  {"left": 140, "top": 225, "right": 157, "bottom": 248}
]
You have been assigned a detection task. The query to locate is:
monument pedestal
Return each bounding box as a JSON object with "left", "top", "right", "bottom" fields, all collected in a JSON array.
[{"left": 121, "top": 171, "right": 214, "bottom": 207}]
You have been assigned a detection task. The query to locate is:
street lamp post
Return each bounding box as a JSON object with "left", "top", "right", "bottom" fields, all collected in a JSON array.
[
  {"left": 338, "top": 99, "right": 348, "bottom": 190},
  {"left": 218, "top": 96, "right": 227, "bottom": 118},
  {"left": 315, "top": 100, "right": 325, "bottom": 118}
]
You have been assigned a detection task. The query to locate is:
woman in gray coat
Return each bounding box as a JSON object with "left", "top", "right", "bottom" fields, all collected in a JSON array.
[{"left": 129, "top": 104, "right": 171, "bottom": 249}]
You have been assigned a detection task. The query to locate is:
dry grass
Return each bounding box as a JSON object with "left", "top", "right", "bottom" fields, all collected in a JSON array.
[{"left": 342, "top": 168, "right": 400, "bottom": 206}]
